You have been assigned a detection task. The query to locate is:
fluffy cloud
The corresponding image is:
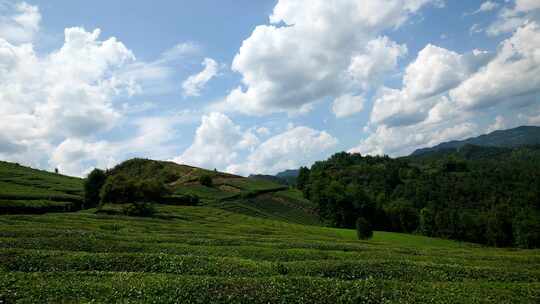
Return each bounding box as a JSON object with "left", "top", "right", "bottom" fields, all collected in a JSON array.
[
  {"left": 515, "top": 0, "right": 540, "bottom": 12},
  {"left": 0, "top": 25, "right": 139, "bottom": 174},
  {"left": 172, "top": 112, "right": 338, "bottom": 175},
  {"left": 370, "top": 45, "right": 491, "bottom": 127},
  {"left": 450, "top": 22, "right": 540, "bottom": 110},
  {"left": 49, "top": 114, "right": 189, "bottom": 176},
  {"left": 182, "top": 57, "right": 219, "bottom": 97},
  {"left": 356, "top": 20, "right": 540, "bottom": 157},
  {"left": 0, "top": 3, "right": 218, "bottom": 176},
  {"left": 50, "top": 138, "right": 115, "bottom": 177},
  {"left": 1, "top": 27, "right": 135, "bottom": 138},
  {"left": 172, "top": 112, "right": 259, "bottom": 170},
  {"left": 487, "top": 0, "right": 540, "bottom": 36},
  {"left": 0, "top": 134, "right": 25, "bottom": 154},
  {"left": 160, "top": 42, "right": 200, "bottom": 62},
  {"left": 0, "top": 2, "right": 40, "bottom": 43},
  {"left": 351, "top": 121, "right": 477, "bottom": 156},
  {"left": 227, "top": 126, "right": 338, "bottom": 175},
  {"left": 475, "top": 1, "right": 500, "bottom": 14},
  {"left": 332, "top": 94, "right": 365, "bottom": 118},
  {"left": 347, "top": 36, "right": 407, "bottom": 90},
  {"left": 216, "top": 0, "right": 442, "bottom": 115}
]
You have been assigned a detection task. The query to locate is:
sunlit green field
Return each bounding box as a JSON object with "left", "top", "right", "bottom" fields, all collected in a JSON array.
[
  {"left": 0, "top": 161, "right": 83, "bottom": 214},
  {"left": 1, "top": 205, "right": 539, "bottom": 303}
]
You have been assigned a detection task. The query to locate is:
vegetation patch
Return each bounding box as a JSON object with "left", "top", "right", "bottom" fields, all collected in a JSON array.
[{"left": 0, "top": 206, "right": 538, "bottom": 302}]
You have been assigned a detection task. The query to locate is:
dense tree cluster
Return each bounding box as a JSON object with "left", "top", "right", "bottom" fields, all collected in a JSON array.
[
  {"left": 99, "top": 174, "right": 167, "bottom": 204},
  {"left": 302, "top": 146, "right": 540, "bottom": 248},
  {"left": 83, "top": 169, "right": 107, "bottom": 208},
  {"left": 83, "top": 159, "right": 175, "bottom": 216}
]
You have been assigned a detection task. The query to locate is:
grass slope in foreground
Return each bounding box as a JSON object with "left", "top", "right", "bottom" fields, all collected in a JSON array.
[
  {"left": 1, "top": 205, "right": 539, "bottom": 303},
  {"left": 0, "top": 161, "right": 83, "bottom": 214}
]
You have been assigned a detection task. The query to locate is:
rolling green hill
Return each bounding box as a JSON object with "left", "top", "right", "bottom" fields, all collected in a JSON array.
[
  {"left": 0, "top": 205, "right": 538, "bottom": 303},
  {"left": 0, "top": 159, "right": 318, "bottom": 225},
  {"left": 0, "top": 161, "right": 84, "bottom": 214},
  {"left": 91, "top": 158, "right": 320, "bottom": 225}
]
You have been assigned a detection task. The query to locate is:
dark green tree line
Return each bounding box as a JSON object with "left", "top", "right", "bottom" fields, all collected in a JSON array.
[{"left": 301, "top": 146, "right": 540, "bottom": 248}]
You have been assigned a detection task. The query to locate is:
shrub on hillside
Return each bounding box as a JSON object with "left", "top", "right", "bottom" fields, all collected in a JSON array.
[
  {"left": 84, "top": 169, "right": 107, "bottom": 208},
  {"left": 123, "top": 202, "right": 156, "bottom": 217},
  {"left": 136, "top": 179, "right": 168, "bottom": 202},
  {"left": 100, "top": 174, "right": 137, "bottom": 204},
  {"left": 356, "top": 217, "right": 373, "bottom": 240},
  {"left": 100, "top": 174, "right": 169, "bottom": 205},
  {"left": 199, "top": 175, "right": 213, "bottom": 187}
]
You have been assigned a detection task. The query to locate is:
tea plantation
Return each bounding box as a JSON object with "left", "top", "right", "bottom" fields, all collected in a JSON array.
[
  {"left": 1, "top": 204, "right": 539, "bottom": 303},
  {"left": 0, "top": 161, "right": 84, "bottom": 214}
]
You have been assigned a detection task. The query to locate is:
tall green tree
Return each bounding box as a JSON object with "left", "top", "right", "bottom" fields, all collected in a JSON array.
[
  {"left": 296, "top": 167, "right": 310, "bottom": 191},
  {"left": 84, "top": 169, "right": 106, "bottom": 208}
]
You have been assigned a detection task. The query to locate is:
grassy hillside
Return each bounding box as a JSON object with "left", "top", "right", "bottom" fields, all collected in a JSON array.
[
  {"left": 106, "top": 158, "right": 319, "bottom": 225},
  {"left": 0, "top": 159, "right": 319, "bottom": 224},
  {"left": 0, "top": 161, "right": 83, "bottom": 214},
  {"left": 0, "top": 205, "right": 538, "bottom": 303}
]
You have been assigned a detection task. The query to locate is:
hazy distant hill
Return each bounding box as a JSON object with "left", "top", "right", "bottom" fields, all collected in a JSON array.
[
  {"left": 248, "top": 174, "right": 288, "bottom": 185},
  {"left": 276, "top": 169, "right": 300, "bottom": 185},
  {"left": 411, "top": 126, "right": 540, "bottom": 156},
  {"left": 249, "top": 169, "right": 300, "bottom": 186}
]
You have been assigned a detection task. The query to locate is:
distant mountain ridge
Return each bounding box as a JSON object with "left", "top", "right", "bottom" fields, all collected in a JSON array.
[
  {"left": 411, "top": 126, "right": 540, "bottom": 156},
  {"left": 249, "top": 169, "right": 300, "bottom": 186},
  {"left": 276, "top": 169, "right": 300, "bottom": 178}
]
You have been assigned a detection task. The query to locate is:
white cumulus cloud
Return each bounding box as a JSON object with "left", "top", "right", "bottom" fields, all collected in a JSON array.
[
  {"left": 182, "top": 57, "right": 219, "bottom": 97},
  {"left": 332, "top": 94, "right": 365, "bottom": 118},
  {"left": 450, "top": 22, "right": 540, "bottom": 110},
  {"left": 370, "top": 44, "right": 492, "bottom": 127},
  {"left": 227, "top": 126, "right": 338, "bottom": 175},
  {"left": 0, "top": 25, "right": 141, "bottom": 174},
  {"left": 172, "top": 112, "right": 259, "bottom": 170},
  {"left": 486, "top": 0, "right": 540, "bottom": 36},
  {"left": 0, "top": 1, "right": 40, "bottom": 43},
  {"left": 215, "top": 0, "right": 442, "bottom": 115},
  {"left": 355, "top": 20, "right": 540, "bottom": 157}
]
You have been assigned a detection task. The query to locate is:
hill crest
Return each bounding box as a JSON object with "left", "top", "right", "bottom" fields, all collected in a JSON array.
[{"left": 411, "top": 126, "right": 540, "bottom": 156}]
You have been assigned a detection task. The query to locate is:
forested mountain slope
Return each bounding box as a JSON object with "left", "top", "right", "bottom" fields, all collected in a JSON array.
[{"left": 300, "top": 146, "right": 540, "bottom": 248}]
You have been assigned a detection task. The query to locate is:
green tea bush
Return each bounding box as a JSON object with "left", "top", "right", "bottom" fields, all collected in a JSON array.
[
  {"left": 1, "top": 204, "right": 539, "bottom": 303},
  {"left": 199, "top": 175, "right": 213, "bottom": 187},
  {"left": 123, "top": 203, "right": 156, "bottom": 217},
  {"left": 356, "top": 217, "right": 373, "bottom": 240},
  {"left": 162, "top": 194, "right": 200, "bottom": 206}
]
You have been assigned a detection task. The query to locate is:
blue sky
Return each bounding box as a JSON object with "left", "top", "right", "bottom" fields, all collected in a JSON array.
[{"left": 0, "top": 0, "right": 539, "bottom": 176}]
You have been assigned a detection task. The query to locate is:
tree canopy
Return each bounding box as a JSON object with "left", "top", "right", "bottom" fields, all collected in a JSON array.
[{"left": 301, "top": 146, "right": 540, "bottom": 248}]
